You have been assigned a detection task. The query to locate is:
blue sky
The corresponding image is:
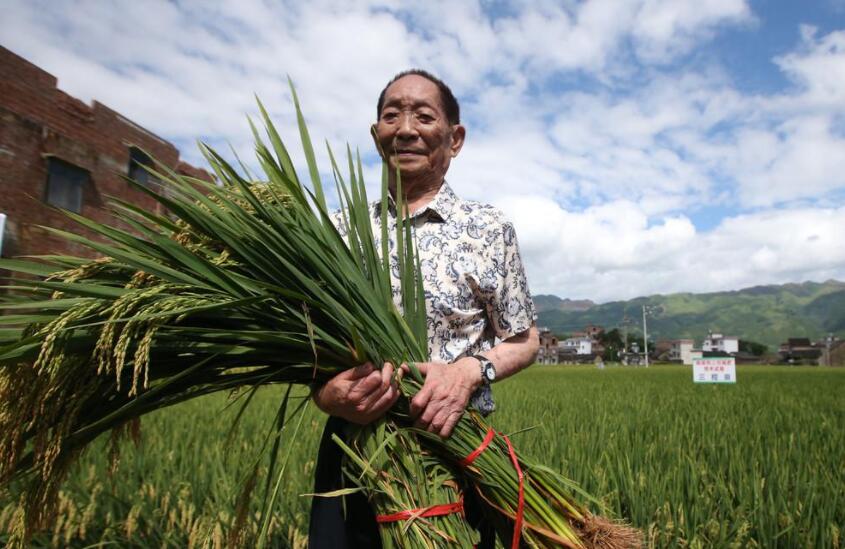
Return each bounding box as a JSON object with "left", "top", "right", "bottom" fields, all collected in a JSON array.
[
  {"left": 2, "top": 0, "right": 844, "bottom": 302},
  {"left": 712, "top": 1, "right": 841, "bottom": 91}
]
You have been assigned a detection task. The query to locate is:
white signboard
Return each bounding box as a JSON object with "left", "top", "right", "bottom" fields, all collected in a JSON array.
[
  {"left": 0, "top": 213, "right": 5, "bottom": 257},
  {"left": 693, "top": 357, "right": 736, "bottom": 383}
]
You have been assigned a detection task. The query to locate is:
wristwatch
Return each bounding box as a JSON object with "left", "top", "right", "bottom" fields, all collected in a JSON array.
[{"left": 472, "top": 354, "right": 496, "bottom": 385}]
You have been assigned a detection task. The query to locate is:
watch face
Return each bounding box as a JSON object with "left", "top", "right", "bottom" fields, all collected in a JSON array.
[{"left": 483, "top": 363, "right": 496, "bottom": 381}]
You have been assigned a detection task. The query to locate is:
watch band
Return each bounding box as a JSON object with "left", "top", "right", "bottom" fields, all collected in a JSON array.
[{"left": 472, "top": 354, "right": 496, "bottom": 384}]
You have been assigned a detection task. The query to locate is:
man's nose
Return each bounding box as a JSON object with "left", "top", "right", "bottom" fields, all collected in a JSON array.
[{"left": 396, "top": 112, "right": 418, "bottom": 138}]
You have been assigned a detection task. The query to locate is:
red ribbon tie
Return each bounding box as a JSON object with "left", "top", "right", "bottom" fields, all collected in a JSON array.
[
  {"left": 459, "top": 427, "right": 495, "bottom": 467},
  {"left": 376, "top": 499, "right": 465, "bottom": 524}
]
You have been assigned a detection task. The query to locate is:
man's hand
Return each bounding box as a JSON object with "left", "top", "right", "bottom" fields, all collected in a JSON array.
[
  {"left": 313, "top": 362, "right": 399, "bottom": 424},
  {"left": 408, "top": 358, "right": 481, "bottom": 438}
]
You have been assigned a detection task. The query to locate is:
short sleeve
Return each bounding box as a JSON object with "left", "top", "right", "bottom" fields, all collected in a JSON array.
[{"left": 485, "top": 220, "right": 536, "bottom": 340}]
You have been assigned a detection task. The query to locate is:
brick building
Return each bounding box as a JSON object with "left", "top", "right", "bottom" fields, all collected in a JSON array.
[
  {"left": 778, "top": 338, "right": 823, "bottom": 364},
  {"left": 537, "top": 328, "right": 559, "bottom": 364},
  {"left": 584, "top": 324, "right": 604, "bottom": 339},
  {"left": 0, "top": 46, "right": 209, "bottom": 261}
]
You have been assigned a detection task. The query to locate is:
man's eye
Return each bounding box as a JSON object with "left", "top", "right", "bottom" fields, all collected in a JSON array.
[
  {"left": 417, "top": 114, "right": 434, "bottom": 123},
  {"left": 382, "top": 112, "right": 398, "bottom": 121}
]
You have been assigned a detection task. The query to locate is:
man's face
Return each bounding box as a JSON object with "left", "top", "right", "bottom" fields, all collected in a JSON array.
[{"left": 374, "top": 75, "right": 465, "bottom": 184}]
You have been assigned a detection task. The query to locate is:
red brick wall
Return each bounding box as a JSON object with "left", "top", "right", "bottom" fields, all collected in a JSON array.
[{"left": 0, "top": 46, "right": 210, "bottom": 261}]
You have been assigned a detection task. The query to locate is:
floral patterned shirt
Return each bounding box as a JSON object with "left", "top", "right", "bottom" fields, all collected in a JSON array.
[{"left": 335, "top": 182, "right": 536, "bottom": 414}]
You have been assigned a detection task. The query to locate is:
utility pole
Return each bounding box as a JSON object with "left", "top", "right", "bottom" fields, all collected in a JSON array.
[
  {"left": 642, "top": 305, "right": 658, "bottom": 368},
  {"left": 825, "top": 333, "right": 834, "bottom": 367},
  {"left": 619, "top": 315, "right": 633, "bottom": 366},
  {"left": 621, "top": 315, "right": 632, "bottom": 352},
  {"left": 642, "top": 306, "right": 649, "bottom": 368}
]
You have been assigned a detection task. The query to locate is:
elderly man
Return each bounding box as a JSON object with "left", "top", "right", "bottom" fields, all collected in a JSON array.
[{"left": 309, "top": 69, "right": 539, "bottom": 548}]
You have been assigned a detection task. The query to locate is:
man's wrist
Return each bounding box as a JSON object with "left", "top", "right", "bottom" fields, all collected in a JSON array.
[{"left": 459, "top": 356, "right": 484, "bottom": 390}]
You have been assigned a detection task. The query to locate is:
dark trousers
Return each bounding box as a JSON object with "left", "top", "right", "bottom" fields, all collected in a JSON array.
[
  {"left": 308, "top": 416, "right": 495, "bottom": 548},
  {"left": 309, "top": 416, "right": 380, "bottom": 548}
]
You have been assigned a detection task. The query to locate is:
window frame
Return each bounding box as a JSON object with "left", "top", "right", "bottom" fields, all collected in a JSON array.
[
  {"left": 44, "top": 156, "right": 89, "bottom": 214},
  {"left": 127, "top": 146, "right": 158, "bottom": 188}
]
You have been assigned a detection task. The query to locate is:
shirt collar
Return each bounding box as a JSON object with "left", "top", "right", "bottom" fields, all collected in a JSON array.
[
  {"left": 424, "top": 181, "right": 459, "bottom": 221},
  {"left": 374, "top": 181, "right": 459, "bottom": 222}
]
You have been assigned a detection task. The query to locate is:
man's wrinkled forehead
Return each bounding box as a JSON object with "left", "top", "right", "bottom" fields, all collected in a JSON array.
[{"left": 379, "top": 75, "right": 446, "bottom": 115}]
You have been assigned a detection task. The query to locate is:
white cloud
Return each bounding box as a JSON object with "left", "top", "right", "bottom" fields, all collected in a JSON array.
[
  {"left": 499, "top": 198, "right": 845, "bottom": 302},
  {"left": 631, "top": 0, "right": 754, "bottom": 62},
  {"left": 775, "top": 25, "right": 845, "bottom": 110},
  {"left": 490, "top": 0, "right": 753, "bottom": 74},
  {"left": 728, "top": 116, "right": 845, "bottom": 206}
]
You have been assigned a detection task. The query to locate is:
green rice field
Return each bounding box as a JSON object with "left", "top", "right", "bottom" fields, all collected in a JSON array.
[{"left": 2, "top": 365, "right": 843, "bottom": 547}]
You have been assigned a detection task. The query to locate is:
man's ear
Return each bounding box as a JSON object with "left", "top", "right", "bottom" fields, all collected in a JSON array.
[
  {"left": 371, "top": 124, "right": 386, "bottom": 159},
  {"left": 450, "top": 124, "right": 466, "bottom": 158}
]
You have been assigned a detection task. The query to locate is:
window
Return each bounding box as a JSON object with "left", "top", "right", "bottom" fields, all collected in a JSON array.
[
  {"left": 45, "top": 157, "right": 88, "bottom": 213},
  {"left": 128, "top": 146, "right": 157, "bottom": 187}
]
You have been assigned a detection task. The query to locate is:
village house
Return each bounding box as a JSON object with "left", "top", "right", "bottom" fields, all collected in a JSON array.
[
  {"left": 0, "top": 46, "right": 210, "bottom": 263},
  {"left": 560, "top": 336, "right": 592, "bottom": 355},
  {"left": 777, "top": 335, "right": 845, "bottom": 366},
  {"left": 534, "top": 325, "right": 609, "bottom": 365},
  {"left": 557, "top": 335, "right": 599, "bottom": 364},
  {"left": 653, "top": 339, "right": 673, "bottom": 360},
  {"left": 669, "top": 339, "right": 695, "bottom": 364},
  {"left": 585, "top": 324, "right": 604, "bottom": 339},
  {"left": 826, "top": 338, "right": 845, "bottom": 367},
  {"left": 702, "top": 332, "right": 739, "bottom": 354},
  {"left": 537, "top": 328, "right": 559, "bottom": 365},
  {"left": 778, "top": 338, "right": 823, "bottom": 364},
  {"left": 620, "top": 341, "right": 646, "bottom": 366}
]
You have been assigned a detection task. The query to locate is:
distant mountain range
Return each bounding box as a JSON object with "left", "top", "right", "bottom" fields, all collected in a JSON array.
[
  {"left": 535, "top": 280, "right": 845, "bottom": 350},
  {"left": 533, "top": 295, "right": 596, "bottom": 312}
]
